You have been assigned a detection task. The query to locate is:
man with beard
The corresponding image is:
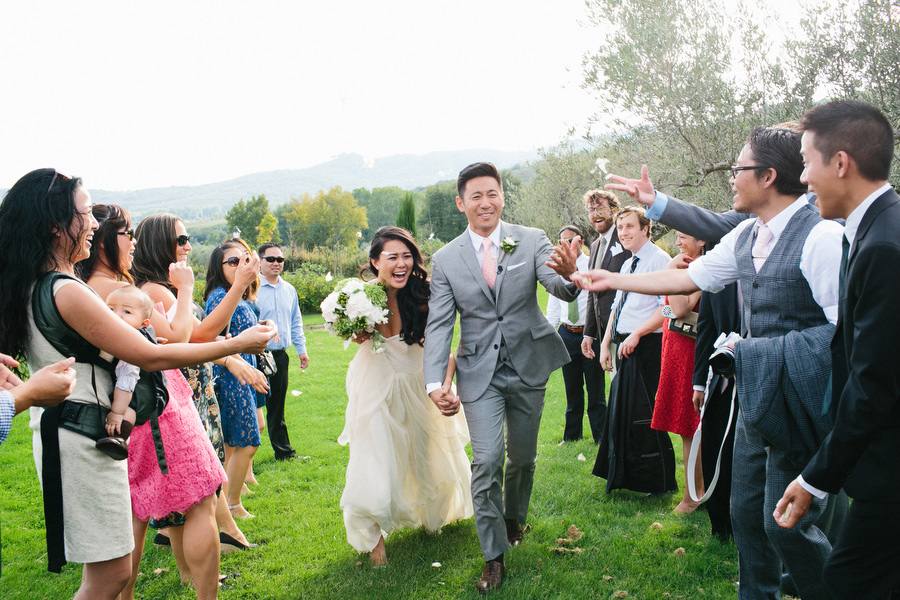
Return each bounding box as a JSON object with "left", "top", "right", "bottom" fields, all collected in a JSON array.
[{"left": 581, "top": 190, "right": 631, "bottom": 385}]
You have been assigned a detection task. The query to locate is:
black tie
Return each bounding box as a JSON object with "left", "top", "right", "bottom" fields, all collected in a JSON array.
[
  {"left": 839, "top": 235, "right": 850, "bottom": 298},
  {"left": 823, "top": 235, "right": 850, "bottom": 415},
  {"left": 612, "top": 257, "right": 640, "bottom": 336}
]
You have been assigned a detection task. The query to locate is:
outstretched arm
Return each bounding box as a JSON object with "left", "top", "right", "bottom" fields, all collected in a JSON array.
[
  {"left": 605, "top": 164, "right": 658, "bottom": 207},
  {"left": 606, "top": 165, "right": 748, "bottom": 244},
  {"left": 573, "top": 267, "right": 699, "bottom": 297},
  {"left": 56, "top": 282, "right": 275, "bottom": 372}
]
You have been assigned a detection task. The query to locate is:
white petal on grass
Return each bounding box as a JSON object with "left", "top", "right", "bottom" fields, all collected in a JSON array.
[
  {"left": 431, "top": 562, "right": 441, "bottom": 568},
  {"left": 291, "top": 390, "right": 301, "bottom": 396},
  {"left": 577, "top": 453, "right": 586, "bottom": 461}
]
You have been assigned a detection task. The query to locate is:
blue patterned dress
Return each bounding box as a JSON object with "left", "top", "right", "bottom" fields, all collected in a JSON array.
[{"left": 206, "top": 287, "right": 260, "bottom": 447}]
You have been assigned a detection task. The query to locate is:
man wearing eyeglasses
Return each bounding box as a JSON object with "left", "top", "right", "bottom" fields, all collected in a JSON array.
[
  {"left": 256, "top": 242, "right": 309, "bottom": 461},
  {"left": 581, "top": 190, "right": 631, "bottom": 381},
  {"left": 581, "top": 126, "right": 843, "bottom": 600}
]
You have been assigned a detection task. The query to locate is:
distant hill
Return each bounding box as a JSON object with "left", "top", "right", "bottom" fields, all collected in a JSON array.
[{"left": 10, "top": 149, "right": 536, "bottom": 220}]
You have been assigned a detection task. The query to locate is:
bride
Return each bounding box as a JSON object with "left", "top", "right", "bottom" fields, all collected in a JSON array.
[{"left": 339, "top": 226, "right": 473, "bottom": 566}]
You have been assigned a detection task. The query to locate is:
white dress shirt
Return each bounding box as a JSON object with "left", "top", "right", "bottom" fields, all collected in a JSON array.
[
  {"left": 466, "top": 225, "right": 502, "bottom": 268},
  {"left": 687, "top": 195, "right": 843, "bottom": 326},
  {"left": 609, "top": 241, "right": 669, "bottom": 335}
]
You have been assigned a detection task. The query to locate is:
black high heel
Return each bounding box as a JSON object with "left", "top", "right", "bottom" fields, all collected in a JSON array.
[{"left": 219, "top": 531, "right": 258, "bottom": 553}]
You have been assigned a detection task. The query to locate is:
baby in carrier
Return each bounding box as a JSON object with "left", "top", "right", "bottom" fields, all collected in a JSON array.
[{"left": 95, "top": 285, "right": 154, "bottom": 459}]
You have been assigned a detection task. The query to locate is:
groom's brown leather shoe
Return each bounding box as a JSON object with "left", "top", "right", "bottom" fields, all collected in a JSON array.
[
  {"left": 505, "top": 518, "right": 523, "bottom": 547},
  {"left": 476, "top": 560, "right": 504, "bottom": 594}
]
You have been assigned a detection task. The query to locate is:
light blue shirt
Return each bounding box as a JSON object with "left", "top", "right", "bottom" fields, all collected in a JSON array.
[
  {"left": 257, "top": 277, "right": 307, "bottom": 355},
  {"left": 644, "top": 191, "right": 670, "bottom": 222},
  {"left": 0, "top": 390, "right": 14, "bottom": 445}
]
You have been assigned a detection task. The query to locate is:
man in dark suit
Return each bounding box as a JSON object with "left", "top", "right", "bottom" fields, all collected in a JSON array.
[
  {"left": 774, "top": 100, "right": 900, "bottom": 599},
  {"left": 581, "top": 126, "right": 843, "bottom": 600},
  {"left": 581, "top": 190, "right": 631, "bottom": 380}
]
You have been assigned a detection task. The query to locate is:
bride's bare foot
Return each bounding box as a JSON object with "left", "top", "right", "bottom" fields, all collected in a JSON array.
[
  {"left": 241, "top": 483, "right": 254, "bottom": 496},
  {"left": 369, "top": 536, "right": 387, "bottom": 567}
]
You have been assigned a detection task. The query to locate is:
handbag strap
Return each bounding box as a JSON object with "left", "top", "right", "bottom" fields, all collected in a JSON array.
[{"left": 687, "top": 367, "right": 737, "bottom": 504}]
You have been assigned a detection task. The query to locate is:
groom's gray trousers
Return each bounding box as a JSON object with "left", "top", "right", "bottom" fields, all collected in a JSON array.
[{"left": 462, "top": 360, "right": 546, "bottom": 561}]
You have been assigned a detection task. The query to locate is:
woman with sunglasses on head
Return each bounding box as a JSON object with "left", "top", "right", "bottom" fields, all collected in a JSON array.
[
  {"left": 651, "top": 231, "right": 707, "bottom": 514},
  {"left": 0, "top": 170, "right": 274, "bottom": 600},
  {"left": 204, "top": 241, "right": 268, "bottom": 520}
]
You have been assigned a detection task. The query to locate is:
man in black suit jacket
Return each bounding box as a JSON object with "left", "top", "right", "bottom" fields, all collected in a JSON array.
[
  {"left": 774, "top": 100, "right": 900, "bottom": 599},
  {"left": 581, "top": 190, "right": 631, "bottom": 373}
]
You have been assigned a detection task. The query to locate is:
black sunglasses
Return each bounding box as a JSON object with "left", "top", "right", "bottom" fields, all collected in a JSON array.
[
  {"left": 176, "top": 234, "right": 191, "bottom": 246},
  {"left": 222, "top": 256, "right": 249, "bottom": 267},
  {"left": 118, "top": 229, "right": 135, "bottom": 241},
  {"left": 263, "top": 256, "right": 285, "bottom": 263}
]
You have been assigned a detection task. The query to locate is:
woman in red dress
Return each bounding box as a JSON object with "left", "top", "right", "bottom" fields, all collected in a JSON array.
[{"left": 651, "top": 232, "right": 706, "bottom": 513}]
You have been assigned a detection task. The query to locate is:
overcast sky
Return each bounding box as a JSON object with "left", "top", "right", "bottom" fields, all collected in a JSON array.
[
  {"left": 2, "top": 0, "right": 602, "bottom": 191},
  {"left": 1, "top": 0, "right": 812, "bottom": 192}
]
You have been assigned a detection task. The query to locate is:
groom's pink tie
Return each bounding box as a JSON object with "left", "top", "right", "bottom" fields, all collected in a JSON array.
[{"left": 482, "top": 238, "right": 497, "bottom": 289}]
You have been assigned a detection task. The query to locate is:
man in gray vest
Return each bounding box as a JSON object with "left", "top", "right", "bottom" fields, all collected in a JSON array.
[{"left": 575, "top": 126, "right": 843, "bottom": 600}]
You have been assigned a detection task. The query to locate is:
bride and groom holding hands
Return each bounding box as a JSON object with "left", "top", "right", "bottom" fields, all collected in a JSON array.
[{"left": 340, "top": 161, "right": 580, "bottom": 593}]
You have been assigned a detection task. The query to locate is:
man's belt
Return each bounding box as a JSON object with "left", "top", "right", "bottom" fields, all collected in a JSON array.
[
  {"left": 612, "top": 332, "right": 631, "bottom": 344},
  {"left": 562, "top": 324, "right": 584, "bottom": 334}
]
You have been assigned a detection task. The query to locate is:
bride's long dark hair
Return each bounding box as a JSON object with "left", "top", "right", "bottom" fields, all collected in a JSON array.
[{"left": 363, "top": 226, "right": 429, "bottom": 346}]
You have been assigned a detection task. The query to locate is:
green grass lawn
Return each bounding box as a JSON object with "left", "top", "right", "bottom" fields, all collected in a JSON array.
[{"left": 0, "top": 292, "right": 739, "bottom": 599}]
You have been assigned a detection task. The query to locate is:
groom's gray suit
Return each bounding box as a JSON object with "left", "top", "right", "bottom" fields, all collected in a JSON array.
[{"left": 424, "top": 220, "right": 576, "bottom": 560}]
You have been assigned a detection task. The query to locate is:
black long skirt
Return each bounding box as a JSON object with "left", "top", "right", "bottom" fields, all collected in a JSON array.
[{"left": 593, "top": 333, "right": 677, "bottom": 494}]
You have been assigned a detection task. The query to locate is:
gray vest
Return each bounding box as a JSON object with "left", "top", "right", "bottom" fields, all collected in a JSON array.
[{"left": 735, "top": 205, "right": 827, "bottom": 338}]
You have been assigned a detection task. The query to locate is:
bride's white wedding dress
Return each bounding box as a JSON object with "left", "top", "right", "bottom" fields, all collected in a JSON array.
[{"left": 339, "top": 334, "right": 473, "bottom": 553}]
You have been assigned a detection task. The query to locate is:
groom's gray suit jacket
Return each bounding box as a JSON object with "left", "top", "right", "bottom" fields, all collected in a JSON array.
[{"left": 424, "top": 222, "right": 576, "bottom": 401}]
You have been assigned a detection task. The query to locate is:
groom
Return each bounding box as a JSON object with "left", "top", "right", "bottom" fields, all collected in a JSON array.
[{"left": 423, "top": 162, "right": 578, "bottom": 593}]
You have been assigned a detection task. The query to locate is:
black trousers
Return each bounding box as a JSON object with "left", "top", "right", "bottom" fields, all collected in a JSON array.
[
  {"left": 823, "top": 499, "right": 900, "bottom": 600},
  {"left": 557, "top": 325, "right": 606, "bottom": 442},
  {"left": 265, "top": 349, "right": 295, "bottom": 458}
]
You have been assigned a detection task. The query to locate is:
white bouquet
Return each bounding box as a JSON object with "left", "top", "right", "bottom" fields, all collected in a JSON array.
[{"left": 320, "top": 278, "right": 390, "bottom": 351}]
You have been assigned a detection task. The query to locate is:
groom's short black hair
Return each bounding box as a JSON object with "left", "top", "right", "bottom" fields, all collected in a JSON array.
[{"left": 457, "top": 162, "right": 503, "bottom": 198}]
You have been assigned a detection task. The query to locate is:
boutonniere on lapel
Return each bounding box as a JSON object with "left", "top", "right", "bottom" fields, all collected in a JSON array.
[{"left": 501, "top": 237, "right": 519, "bottom": 255}]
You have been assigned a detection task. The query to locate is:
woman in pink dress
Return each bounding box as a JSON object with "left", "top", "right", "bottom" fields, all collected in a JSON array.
[
  {"left": 81, "top": 207, "right": 267, "bottom": 599},
  {"left": 651, "top": 232, "right": 707, "bottom": 513}
]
